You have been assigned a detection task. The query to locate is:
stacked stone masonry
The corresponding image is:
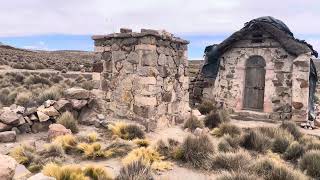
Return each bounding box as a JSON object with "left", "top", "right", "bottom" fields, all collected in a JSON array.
[
  {"left": 196, "top": 32, "right": 311, "bottom": 122},
  {"left": 92, "top": 29, "right": 190, "bottom": 131}
]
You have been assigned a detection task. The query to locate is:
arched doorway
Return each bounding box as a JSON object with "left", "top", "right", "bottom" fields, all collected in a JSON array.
[{"left": 243, "top": 56, "right": 266, "bottom": 110}]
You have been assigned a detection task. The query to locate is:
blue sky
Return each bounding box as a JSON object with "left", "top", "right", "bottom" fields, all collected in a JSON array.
[{"left": 0, "top": 0, "right": 319, "bottom": 59}]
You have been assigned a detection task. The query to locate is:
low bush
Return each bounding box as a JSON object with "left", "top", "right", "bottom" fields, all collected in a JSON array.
[
  {"left": 181, "top": 135, "right": 215, "bottom": 169},
  {"left": 42, "top": 143, "right": 65, "bottom": 157},
  {"left": 216, "top": 171, "right": 261, "bottom": 180},
  {"left": 122, "top": 147, "right": 172, "bottom": 171},
  {"left": 197, "top": 101, "right": 215, "bottom": 115},
  {"left": 57, "top": 111, "right": 79, "bottom": 133},
  {"left": 251, "top": 157, "right": 307, "bottom": 180},
  {"left": 156, "top": 138, "right": 181, "bottom": 160},
  {"left": 240, "top": 130, "right": 271, "bottom": 153},
  {"left": 52, "top": 134, "right": 77, "bottom": 151},
  {"left": 133, "top": 139, "right": 150, "bottom": 147},
  {"left": 108, "top": 122, "right": 145, "bottom": 140},
  {"left": 283, "top": 141, "right": 305, "bottom": 161},
  {"left": 116, "top": 159, "right": 153, "bottom": 180},
  {"left": 211, "top": 150, "right": 251, "bottom": 171},
  {"left": 37, "top": 86, "right": 63, "bottom": 104},
  {"left": 9, "top": 145, "right": 37, "bottom": 166},
  {"left": 299, "top": 150, "right": 320, "bottom": 178},
  {"left": 183, "top": 115, "right": 204, "bottom": 131},
  {"left": 81, "top": 81, "right": 95, "bottom": 90},
  {"left": 24, "top": 75, "right": 51, "bottom": 85},
  {"left": 104, "top": 140, "right": 133, "bottom": 158},
  {"left": 272, "top": 130, "right": 294, "bottom": 154},
  {"left": 204, "top": 109, "right": 230, "bottom": 129},
  {"left": 218, "top": 135, "right": 240, "bottom": 152},
  {"left": 87, "top": 132, "right": 98, "bottom": 143},
  {"left": 77, "top": 142, "right": 106, "bottom": 159},
  {"left": 15, "top": 91, "right": 33, "bottom": 107},
  {"left": 211, "top": 123, "right": 241, "bottom": 137},
  {"left": 42, "top": 163, "right": 113, "bottom": 180},
  {"left": 280, "top": 121, "right": 302, "bottom": 140},
  {"left": 83, "top": 165, "right": 113, "bottom": 180}
]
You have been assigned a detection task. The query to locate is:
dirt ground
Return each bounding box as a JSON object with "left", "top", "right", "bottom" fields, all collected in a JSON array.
[{"left": 1, "top": 119, "right": 320, "bottom": 180}]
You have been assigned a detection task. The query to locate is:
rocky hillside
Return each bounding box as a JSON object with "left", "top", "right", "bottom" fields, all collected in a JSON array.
[{"left": 0, "top": 44, "right": 99, "bottom": 72}]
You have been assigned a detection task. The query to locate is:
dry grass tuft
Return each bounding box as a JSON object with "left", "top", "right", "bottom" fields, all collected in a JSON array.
[
  {"left": 104, "top": 140, "right": 134, "bottom": 158},
  {"left": 211, "top": 150, "right": 252, "bottom": 171},
  {"left": 211, "top": 123, "right": 241, "bottom": 137},
  {"left": 240, "top": 130, "right": 271, "bottom": 153},
  {"left": 183, "top": 115, "right": 204, "bottom": 131},
  {"left": 283, "top": 141, "right": 305, "bottom": 161},
  {"left": 218, "top": 135, "right": 240, "bottom": 152},
  {"left": 108, "top": 122, "right": 145, "bottom": 140},
  {"left": 251, "top": 157, "right": 307, "bottom": 180},
  {"left": 299, "top": 150, "right": 320, "bottom": 178},
  {"left": 52, "top": 134, "right": 77, "bottom": 151},
  {"left": 122, "top": 147, "right": 172, "bottom": 171},
  {"left": 83, "top": 165, "right": 113, "bottom": 180},
  {"left": 57, "top": 111, "right": 79, "bottom": 133},
  {"left": 9, "top": 145, "right": 36, "bottom": 166},
  {"left": 116, "top": 159, "right": 153, "bottom": 180},
  {"left": 197, "top": 101, "right": 215, "bottom": 115},
  {"left": 87, "top": 132, "right": 99, "bottom": 143},
  {"left": 204, "top": 109, "right": 230, "bottom": 129},
  {"left": 181, "top": 135, "right": 215, "bottom": 169},
  {"left": 280, "top": 121, "right": 302, "bottom": 140},
  {"left": 15, "top": 91, "right": 32, "bottom": 107},
  {"left": 43, "top": 142, "right": 65, "bottom": 157},
  {"left": 133, "top": 139, "right": 150, "bottom": 147},
  {"left": 76, "top": 142, "right": 106, "bottom": 159}
]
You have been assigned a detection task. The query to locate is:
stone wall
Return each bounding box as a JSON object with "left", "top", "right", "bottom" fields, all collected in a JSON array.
[
  {"left": 198, "top": 33, "right": 311, "bottom": 122},
  {"left": 92, "top": 29, "right": 190, "bottom": 131}
]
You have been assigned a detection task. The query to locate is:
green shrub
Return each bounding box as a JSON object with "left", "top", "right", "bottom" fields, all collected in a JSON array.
[
  {"left": 181, "top": 135, "right": 215, "bottom": 169},
  {"left": 251, "top": 157, "right": 307, "bottom": 180},
  {"left": 198, "top": 101, "right": 215, "bottom": 115},
  {"left": 218, "top": 135, "right": 240, "bottom": 152},
  {"left": 283, "top": 141, "right": 305, "bottom": 161},
  {"left": 211, "top": 150, "right": 251, "bottom": 171},
  {"left": 204, "top": 109, "right": 230, "bottom": 129},
  {"left": 241, "top": 130, "right": 271, "bottom": 153},
  {"left": 216, "top": 171, "right": 261, "bottom": 180},
  {"left": 299, "top": 150, "right": 320, "bottom": 178},
  {"left": 57, "top": 111, "right": 79, "bottom": 133},
  {"left": 211, "top": 123, "right": 241, "bottom": 137},
  {"left": 183, "top": 115, "right": 204, "bottom": 131},
  {"left": 280, "top": 121, "right": 302, "bottom": 140},
  {"left": 116, "top": 160, "right": 153, "bottom": 180}
]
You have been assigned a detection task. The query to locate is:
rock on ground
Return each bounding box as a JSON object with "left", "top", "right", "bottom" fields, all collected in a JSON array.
[
  {"left": 27, "top": 173, "right": 55, "bottom": 180},
  {"left": 13, "top": 164, "right": 31, "bottom": 180},
  {"left": 0, "top": 110, "right": 20, "bottom": 125},
  {"left": 0, "top": 131, "right": 16, "bottom": 143},
  {"left": 0, "top": 154, "right": 17, "bottom": 180},
  {"left": 65, "top": 88, "right": 90, "bottom": 100},
  {"left": 48, "top": 124, "right": 72, "bottom": 140}
]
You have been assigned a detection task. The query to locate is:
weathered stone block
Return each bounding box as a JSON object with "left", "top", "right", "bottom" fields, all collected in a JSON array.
[{"left": 134, "top": 96, "right": 157, "bottom": 106}]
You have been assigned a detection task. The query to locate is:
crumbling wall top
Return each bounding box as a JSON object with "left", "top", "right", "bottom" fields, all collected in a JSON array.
[{"left": 92, "top": 28, "right": 189, "bottom": 44}]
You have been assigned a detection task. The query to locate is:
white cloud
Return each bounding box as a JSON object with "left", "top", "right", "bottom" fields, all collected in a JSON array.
[{"left": 0, "top": 0, "right": 320, "bottom": 37}]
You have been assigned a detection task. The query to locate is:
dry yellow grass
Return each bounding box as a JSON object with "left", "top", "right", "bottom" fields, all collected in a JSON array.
[
  {"left": 122, "top": 147, "right": 173, "bottom": 171},
  {"left": 87, "top": 132, "right": 98, "bottom": 143},
  {"left": 53, "top": 134, "right": 77, "bottom": 151}
]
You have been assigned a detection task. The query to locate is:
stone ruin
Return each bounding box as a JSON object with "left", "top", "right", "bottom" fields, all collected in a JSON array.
[{"left": 92, "top": 29, "right": 190, "bottom": 131}]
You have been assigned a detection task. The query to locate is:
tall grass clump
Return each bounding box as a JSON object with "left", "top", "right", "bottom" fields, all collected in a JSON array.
[
  {"left": 183, "top": 115, "right": 204, "bottom": 131},
  {"left": 299, "top": 150, "right": 320, "bottom": 178},
  {"left": 116, "top": 159, "right": 153, "bottom": 180},
  {"left": 15, "top": 91, "right": 33, "bottom": 107},
  {"left": 52, "top": 134, "right": 77, "bottom": 152},
  {"left": 204, "top": 109, "right": 230, "bottom": 129},
  {"left": 283, "top": 141, "right": 305, "bottom": 161},
  {"left": 108, "top": 122, "right": 145, "bottom": 140},
  {"left": 218, "top": 135, "right": 240, "bottom": 152},
  {"left": 271, "top": 130, "right": 294, "bottom": 154},
  {"left": 211, "top": 150, "right": 251, "bottom": 171},
  {"left": 211, "top": 123, "right": 241, "bottom": 137},
  {"left": 251, "top": 157, "right": 307, "bottom": 180},
  {"left": 37, "top": 86, "right": 63, "bottom": 104},
  {"left": 240, "top": 130, "right": 271, "bottom": 153},
  {"left": 57, "top": 111, "right": 79, "bottom": 133},
  {"left": 280, "top": 121, "right": 302, "bottom": 140},
  {"left": 180, "top": 135, "right": 215, "bottom": 169},
  {"left": 197, "top": 101, "right": 215, "bottom": 115}
]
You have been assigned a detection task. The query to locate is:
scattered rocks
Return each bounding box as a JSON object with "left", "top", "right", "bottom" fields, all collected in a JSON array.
[
  {"left": 0, "top": 154, "right": 17, "bottom": 180},
  {"left": 48, "top": 124, "right": 72, "bottom": 140},
  {"left": 0, "top": 110, "right": 20, "bottom": 125},
  {"left": 0, "top": 122, "right": 12, "bottom": 132},
  {"left": 37, "top": 111, "right": 50, "bottom": 122},
  {"left": 38, "top": 106, "right": 60, "bottom": 117},
  {"left": 53, "top": 99, "right": 72, "bottom": 112},
  {"left": 70, "top": 99, "right": 88, "bottom": 110},
  {"left": 65, "top": 88, "right": 90, "bottom": 100},
  {"left": 0, "top": 131, "right": 16, "bottom": 143}
]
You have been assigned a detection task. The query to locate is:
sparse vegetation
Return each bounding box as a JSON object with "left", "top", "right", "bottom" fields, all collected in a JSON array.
[
  {"left": 15, "top": 91, "right": 32, "bottom": 107},
  {"left": 204, "top": 109, "right": 230, "bottom": 129},
  {"left": 57, "top": 111, "right": 79, "bottom": 133},
  {"left": 37, "top": 86, "right": 63, "bottom": 104},
  {"left": 218, "top": 135, "right": 240, "bottom": 152},
  {"left": 240, "top": 130, "right": 271, "bottom": 153},
  {"left": 116, "top": 159, "right": 153, "bottom": 180},
  {"left": 52, "top": 134, "right": 77, "bottom": 151},
  {"left": 183, "top": 115, "right": 204, "bottom": 131},
  {"left": 77, "top": 142, "right": 107, "bottom": 159},
  {"left": 211, "top": 123, "right": 241, "bottom": 137},
  {"left": 104, "top": 140, "right": 134, "bottom": 158},
  {"left": 122, "top": 147, "right": 172, "bottom": 171},
  {"left": 211, "top": 150, "right": 252, "bottom": 171},
  {"left": 108, "top": 122, "right": 145, "bottom": 140},
  {"left": 299, "top": 150, "right": 320, "bottom": 178},
  {"left": 180, "top": 135, "right": 215, "bottom": 169},
  {"left": 9, "top": 145, "right": 37, "bottom": 166},
  {"left": 283, "top": 141, "right": 305, "bottom": 161},
  {"left": 197, "top": 101, "right": 215, "bottom": 115},
  {"left": 280, "top": 121, "right": 302, "bottom": 140}
]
